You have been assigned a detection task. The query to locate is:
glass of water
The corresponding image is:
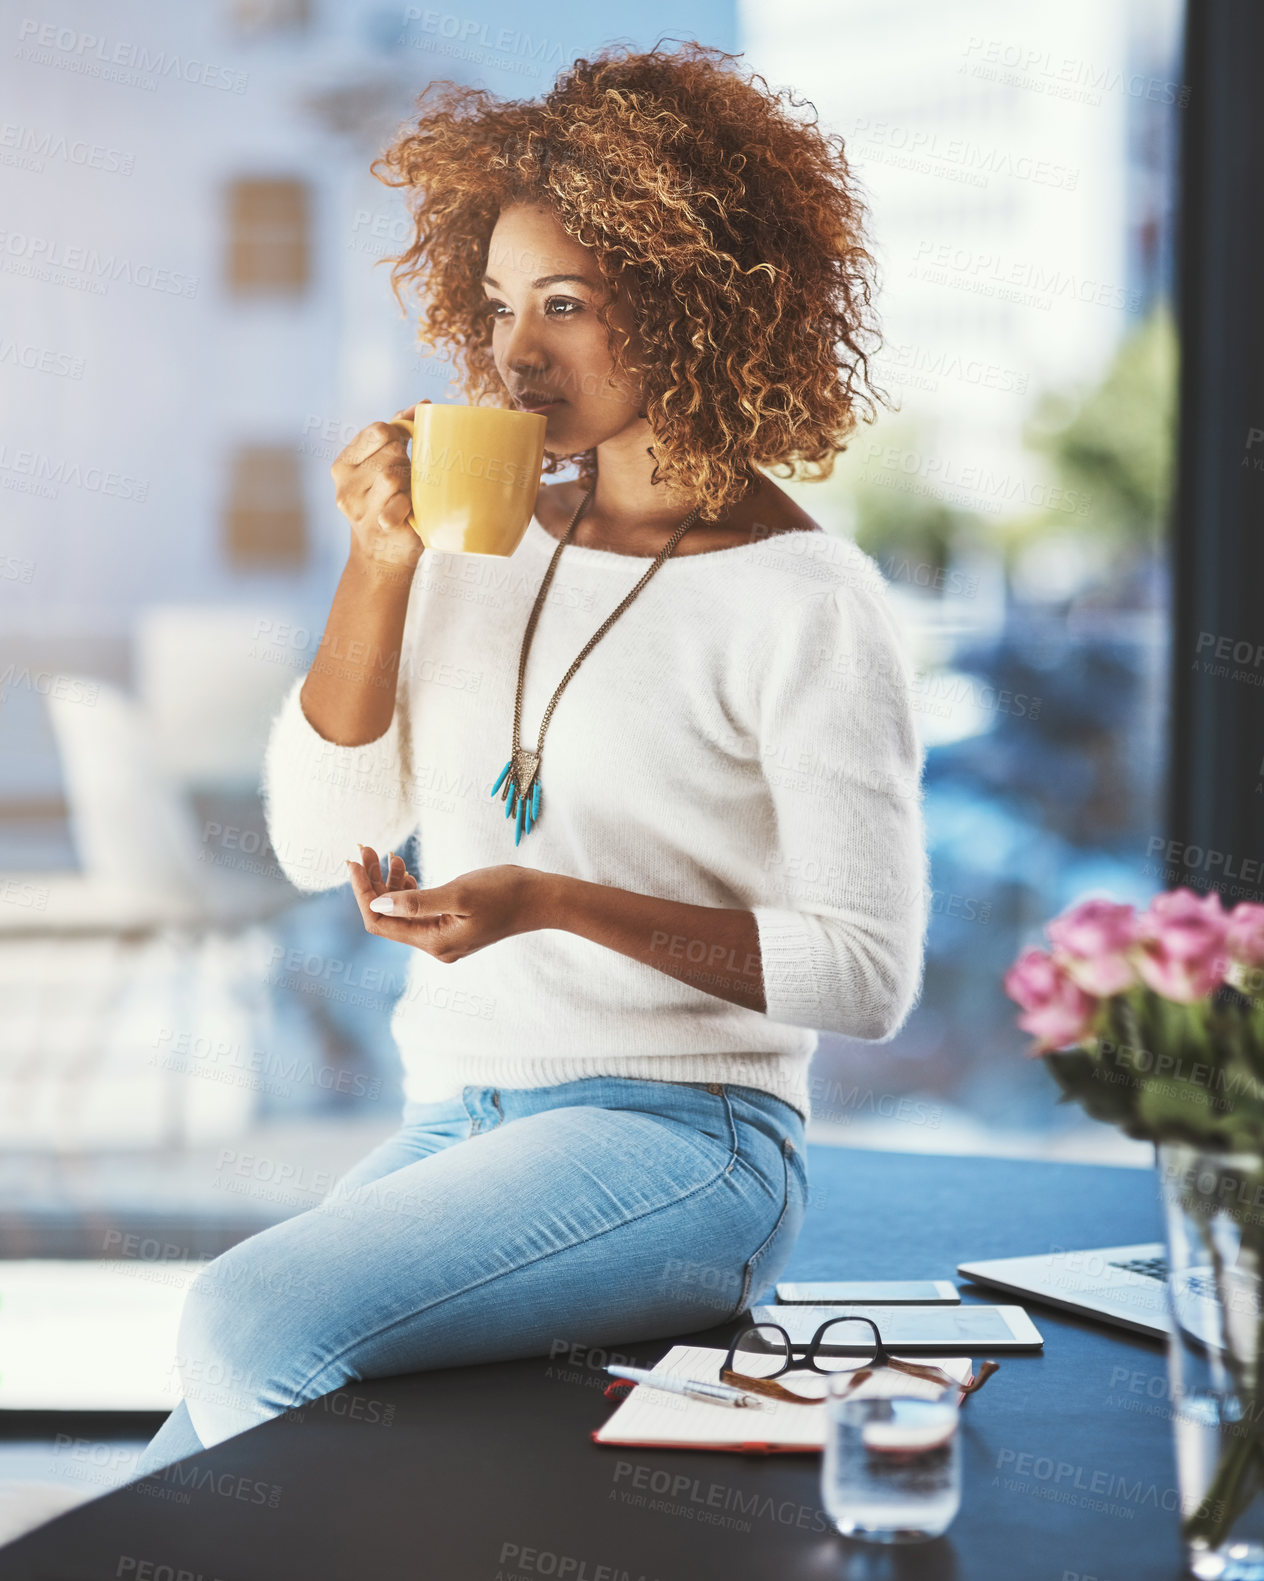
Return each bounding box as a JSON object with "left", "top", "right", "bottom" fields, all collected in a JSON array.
[{"left": 821, "top": 1383, "right": 962, "bottom": 1543}]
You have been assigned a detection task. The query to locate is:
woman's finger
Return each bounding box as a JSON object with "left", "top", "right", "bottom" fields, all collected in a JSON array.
[
  {"left": 358, "top": 844, "right": 385, "bottom": 892},
  {"left": 391, "top": 400, "right": 431, "bottom": 421}
]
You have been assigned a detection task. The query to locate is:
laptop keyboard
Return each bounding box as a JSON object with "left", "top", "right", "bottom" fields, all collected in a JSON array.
[
  {"left": 1110, "top": 1254, "right": 1218, "bottom": 1300},
  {"left": 1110, "top": 1254, "right": 1168, "bottom": 1281}
]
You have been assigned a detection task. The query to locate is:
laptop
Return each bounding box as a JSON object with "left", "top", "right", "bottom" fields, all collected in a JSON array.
[{"left": 957, "top": 1243, "right": 1182, "bottom": 1340}]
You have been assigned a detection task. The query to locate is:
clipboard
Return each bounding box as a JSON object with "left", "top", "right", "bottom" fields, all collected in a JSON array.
[{"left": 591, "top": 1342, "right": 973, "bottom": 1453}]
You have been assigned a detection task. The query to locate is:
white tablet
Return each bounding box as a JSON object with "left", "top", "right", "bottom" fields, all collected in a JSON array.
[{"left": 749, "top": 1302, "right": 1043, "bottom": 1352}]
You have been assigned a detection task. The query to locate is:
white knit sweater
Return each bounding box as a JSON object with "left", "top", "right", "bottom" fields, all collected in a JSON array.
[{"left": 261, "top": 515, "right": 930, "bottom": 1120}]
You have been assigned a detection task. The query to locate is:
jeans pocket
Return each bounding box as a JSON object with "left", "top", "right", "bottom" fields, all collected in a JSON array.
[
  {"left": 630, "top": 1083, "right": 740, "bottom": 1176},
  {"left": 729, "top": 1138, "right": 807, "bottom": 1320}
]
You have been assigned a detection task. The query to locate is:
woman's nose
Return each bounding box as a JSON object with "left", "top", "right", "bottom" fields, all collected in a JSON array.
[{"left": 500, "top": 312, "right": 552, "bottom": 372}]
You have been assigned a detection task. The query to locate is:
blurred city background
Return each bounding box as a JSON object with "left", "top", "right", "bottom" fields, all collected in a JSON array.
[{"left": 0, "top": 0, "right": 1186, "bottom": 1293}]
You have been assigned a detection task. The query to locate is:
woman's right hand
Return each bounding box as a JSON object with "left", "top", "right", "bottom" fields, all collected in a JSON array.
[{"left": 331, "top": 400, "right": 430, "bottom": 567}]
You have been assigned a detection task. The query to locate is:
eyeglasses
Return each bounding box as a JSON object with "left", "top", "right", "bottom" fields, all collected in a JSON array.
[{"left": 720, "top": 1316, "right": 999, "bottom": 1406}]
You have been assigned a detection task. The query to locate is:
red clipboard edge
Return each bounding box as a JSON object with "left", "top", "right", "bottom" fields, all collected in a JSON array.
[{"left": 589, "top": 1431, "right": 816, "bottom": 1454}]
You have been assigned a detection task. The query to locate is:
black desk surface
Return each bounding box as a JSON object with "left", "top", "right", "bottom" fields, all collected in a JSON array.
[{"left": 4, "top": 1148, "right": 1185, "bottom": 1581}]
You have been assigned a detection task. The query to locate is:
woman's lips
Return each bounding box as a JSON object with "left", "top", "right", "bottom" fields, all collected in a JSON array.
[{"left": 514, "top": 395, "right": 565, "bottom": 413}]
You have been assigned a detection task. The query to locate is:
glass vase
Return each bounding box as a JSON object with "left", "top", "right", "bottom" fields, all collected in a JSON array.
[{"left": 1159, "top": 1142, "right": 1264, "bottom": 1580}]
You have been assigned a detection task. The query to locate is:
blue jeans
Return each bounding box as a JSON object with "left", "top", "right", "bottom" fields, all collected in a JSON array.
[{"left": 133, "top": 1076, "right": 808, "bottom": 1477}]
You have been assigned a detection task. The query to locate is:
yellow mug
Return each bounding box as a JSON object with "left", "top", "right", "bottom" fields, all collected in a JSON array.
[{"left": 394, "top": 402, "right": 547, "bottom": 555}]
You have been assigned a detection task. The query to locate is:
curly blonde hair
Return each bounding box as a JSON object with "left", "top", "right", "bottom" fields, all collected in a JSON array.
[{"left": 371, "top": 38, "right": 886, "bottom": 522}]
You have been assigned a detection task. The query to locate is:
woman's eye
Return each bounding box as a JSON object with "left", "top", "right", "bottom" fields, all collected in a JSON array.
[{"left": 484, "top": 298, "right": 581, "bottom": 320}]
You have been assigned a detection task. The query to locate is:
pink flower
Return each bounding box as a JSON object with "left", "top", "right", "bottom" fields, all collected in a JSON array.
[
  {"left": 1046, "top": 898, "right": 1140, "bottom": 996},
  {"left": 1224, "top": 903, "right": 1264, "bottom": 998},
  {"left": 1134, "top": 888, "right": 1229, "bottom": 1003},
  {"left": 1226, "top": 904, "right": 1264, "bottom": 968},
  {"left": 1004, "top": 947, "right": 1099, "bottom": 1054}
]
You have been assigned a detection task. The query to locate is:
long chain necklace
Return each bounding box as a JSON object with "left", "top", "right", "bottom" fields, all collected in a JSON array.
[{"left": 490, "top": 483, "right": 702, "bottom": 845}]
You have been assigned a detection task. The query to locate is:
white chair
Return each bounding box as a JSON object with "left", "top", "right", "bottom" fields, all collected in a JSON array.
[
  {"left": 0, "top": 674, "right": 292, "bottom": 934},
  {"left": 133, "top": 604, "right": 311, "bottom": 793}
]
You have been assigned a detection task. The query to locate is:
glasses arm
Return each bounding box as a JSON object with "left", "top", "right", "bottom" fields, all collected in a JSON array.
[{"left": 886, "top": 1355, "right": 1001, "bottom": 1401}]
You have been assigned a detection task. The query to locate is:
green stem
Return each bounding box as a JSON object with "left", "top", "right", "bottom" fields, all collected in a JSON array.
[{"left": 1179, "top": 1178, "right": 1264, "bottom": 1550}]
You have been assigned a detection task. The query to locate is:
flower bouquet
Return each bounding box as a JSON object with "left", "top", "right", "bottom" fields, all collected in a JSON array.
[{"left": 1005, "top": 889, "right": 1264, "bottom": 1577}]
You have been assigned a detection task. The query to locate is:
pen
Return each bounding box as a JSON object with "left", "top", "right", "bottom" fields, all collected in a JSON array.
[{"left": 606, "top": 1365, "right": 765, "bottom": 1409}]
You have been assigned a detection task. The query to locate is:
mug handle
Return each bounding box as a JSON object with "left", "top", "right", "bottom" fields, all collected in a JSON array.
[
  {"left": 390, "top": 402, "right": 427, "bottom": 533},
  {"left": 391, "top": 398, "right": 430, "bottom": 442}
]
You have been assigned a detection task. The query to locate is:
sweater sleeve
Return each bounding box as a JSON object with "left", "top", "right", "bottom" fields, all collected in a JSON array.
[
  {"left": 749, "top": 551, "right": 930, "bottom": 1041},
  {"left": 261, "top": 604, "right": 420, "bottom": 895}
]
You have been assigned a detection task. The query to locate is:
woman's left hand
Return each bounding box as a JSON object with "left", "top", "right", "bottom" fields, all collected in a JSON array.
[{"left": 346, "top": 844, "right": 551, "bottom": 962}]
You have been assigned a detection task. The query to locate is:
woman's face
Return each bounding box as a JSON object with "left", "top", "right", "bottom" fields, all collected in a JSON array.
[{"left": 482, "top": 201, "right": 647, "bottom": 456}]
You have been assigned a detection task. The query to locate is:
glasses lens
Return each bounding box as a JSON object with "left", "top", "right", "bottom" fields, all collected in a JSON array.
[
  {"left": 811, "top": 1317, "right": 880, "bottom": 1375},
  {"left": 729, "top": 1324, "right": 792, "bottom": 1378}
]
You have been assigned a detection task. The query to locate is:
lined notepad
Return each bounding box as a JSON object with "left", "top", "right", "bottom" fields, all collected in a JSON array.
[{"left": 592, "top": 1344, "right": 973, "bottom": 1452}]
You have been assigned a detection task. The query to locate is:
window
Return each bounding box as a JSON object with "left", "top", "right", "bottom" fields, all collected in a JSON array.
[
  {"left": 744, "top": 0, "right": 1187, "bottom": 1154},
  {"left": 225, "top": 177, "right": 311, "bottom": 295},
  {"left": 229, "top": 0, "right": 310, "bottom": 35},
  {"left": 223, "top": 444, "right": 307, "bottom": 569}
]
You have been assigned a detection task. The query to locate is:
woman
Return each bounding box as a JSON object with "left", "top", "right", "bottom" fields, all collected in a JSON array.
[{"left": 135, "top": 38, "right": 928, "bottom": 1476}]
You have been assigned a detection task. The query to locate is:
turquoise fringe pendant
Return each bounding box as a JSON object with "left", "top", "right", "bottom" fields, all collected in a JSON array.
[{"left": 490, "top": 748, "right": 542, "bottom": 847}]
